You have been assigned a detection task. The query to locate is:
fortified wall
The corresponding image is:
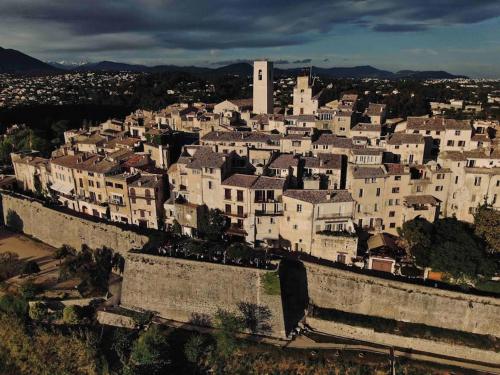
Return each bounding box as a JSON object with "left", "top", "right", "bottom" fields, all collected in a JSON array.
[
  {"left": 121, "top": 253, "right": 287, "bottom": 339},
  {"left": 304, "top": 262, "right": 500, "bottom": 337},
  {"left": 2, "top": 192, "right": 499, "bottom": 342},
  {"left": 0, "top": 192, "right": 148, "bottom": 253}
]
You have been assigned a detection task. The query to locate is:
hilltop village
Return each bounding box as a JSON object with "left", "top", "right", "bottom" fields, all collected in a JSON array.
[{"left": 7, "top": 60, "right": 500, "bottom": 274}]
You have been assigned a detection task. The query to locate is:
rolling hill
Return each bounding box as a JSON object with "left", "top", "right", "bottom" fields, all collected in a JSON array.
[{"left": 0, "top": 47, "right": 61, "bottom": 74}]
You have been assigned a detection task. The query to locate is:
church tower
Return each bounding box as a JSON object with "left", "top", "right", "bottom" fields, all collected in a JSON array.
[{"left": 253, "top": 60, "right": 273, "bottom": 114}]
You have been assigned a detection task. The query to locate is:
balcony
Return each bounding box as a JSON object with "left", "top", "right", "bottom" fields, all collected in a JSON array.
[
  {"left": 109, "top": 198, "right": 126, "bottom": 207},
  {"left": 254, "top": 202, "right": 283, "bottom": 215},
  {"left": 316, "top": 212, "right": 351, "bottom": 220},
  {"left": 224, "top": 211, "right": 247, "bottom": 218}
]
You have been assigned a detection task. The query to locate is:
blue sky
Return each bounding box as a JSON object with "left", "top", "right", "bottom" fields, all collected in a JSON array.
[{"left": 1, "top": 0, "right": 500, "bottom": 77}]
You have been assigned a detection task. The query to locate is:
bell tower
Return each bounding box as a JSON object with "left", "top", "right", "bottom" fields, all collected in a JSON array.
[{"left": 253, "top": 60, "right": 273, "bottom": 114}]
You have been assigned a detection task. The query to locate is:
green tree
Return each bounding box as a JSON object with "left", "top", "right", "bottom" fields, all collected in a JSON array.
[
  {"left": 171, "top": 220, "right": 182, "bottom": 235},
  {"left": 129, "top": 325, "right": 170, "bottom": 374},
  {"left": 0, "top": 314, "right": 101, "bottom": 375},
  {"left": 54, "top": 245, "right": 76, "bottom": 264},
  {"left": 474, "top": 203, "right": 500, "bottom": 253},
  {"left": 0, "top": 251, "right": 20, "bottom": 281},
  {"left": 29, "top": 302, "right": 48, "bottom": 321},
  {"left": 213, "top": 309, "right": 243, "bottom": 358},
  {"left": 199, "top": 208, "right": 228, "bottom": 242},
  {"left": 184, "top": 239, "right": 206, "bottom": 259},
  {"left": 110, "top": 329, "right": 136, "bottom": 368},
  {"left": 19, "top": 280, "right": 40, "bottom": 300},
  {"left": 431, "top": 218, "right": 494, "bottom": 279},
  {"left": 398, "top": 217, "right": 433, "bottom": 250},
  {"left": 225, "top": 242, "right": 253, "bottom": 263},
  {"left": 184, "top": 334, "right": 205, "bottom": 364},
  {"left": 21, "top": 261, "right": 40, "bottom": 277},
  {"left": 0, "top": 294, "right": 28, "bottom": 319},
  {"left": 63, "top": 305, "right": 82, "bottom": 324}
]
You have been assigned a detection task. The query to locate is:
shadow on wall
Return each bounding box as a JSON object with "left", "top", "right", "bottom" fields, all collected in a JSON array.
[
  {"left": 238, "top": 301, "right": 272, "bottom": 336},
  {"left": 279, "top": 259, "right": 309, "bottom": 335},
  {"left": 6, "top": 209, "right": 23, "bottom": 233}
]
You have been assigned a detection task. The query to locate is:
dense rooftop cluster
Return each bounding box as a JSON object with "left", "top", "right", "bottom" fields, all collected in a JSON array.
[{"left": 5, "top": 60, "right": 500, "bottom": 276}]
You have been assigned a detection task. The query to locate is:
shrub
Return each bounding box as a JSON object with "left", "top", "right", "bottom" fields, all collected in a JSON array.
[
  {"left": 129, "top": 325, "right": 170, "bottom": 374},
  {"left": 21, "top": 261, "right": 40, "bottom": 276},
  {"left": 19, "top": 280, "right": 41, "bottom": 299},
  {"left": 29, "top": 302, "right": 48, "bottom": 321},
  {"left": 213, "top": 309, "right": 244, "bottom": 358},
  {"left": 184, "top": 334, "right": 205, "bottom": 363},
  {"left": 0, "top": 251, "right": 20, "bottom": 281},
  {"left": 0, "top": 293, "right": 28, "bottom": 318},
  {"left": 62, "top": 305, "right": 82, "bottom": 324}
]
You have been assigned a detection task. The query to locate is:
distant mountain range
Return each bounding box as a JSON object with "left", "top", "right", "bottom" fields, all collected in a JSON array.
[
  {"left": 0, "top": 46, "right": 467, "bottom": 79},
  {"left": 0, "top": 47, "right": 60, "bottom": 74}
]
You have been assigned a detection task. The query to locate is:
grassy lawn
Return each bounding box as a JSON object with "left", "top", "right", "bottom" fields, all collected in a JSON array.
[{"left": 475, "top": 280, "right": 500, "bottom": 295}]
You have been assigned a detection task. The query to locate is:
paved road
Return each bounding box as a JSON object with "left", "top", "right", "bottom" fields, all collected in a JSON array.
[
  {"left": 153, "top": 316, "right": 500, "bottom": 374},
  {"left": 287, "top": 331, "right": 500, "bottom": 374}
]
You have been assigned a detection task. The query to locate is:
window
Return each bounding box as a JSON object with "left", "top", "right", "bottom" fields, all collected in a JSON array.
[
  {"left": 474, "top": 177, "right": 482, "bottom": 186},
  {"left": 225, "top": 204, "right": 231, "bottom": 214},
  {"left": 374, "top": 203, "right": 378, "bottom": 212},
  {"left": 297, "top": 204, "right": 302, "bottom": 212},
  {"left": 437, "top": 174, "right": 444, "bottom": 180},
  {"left": 237, "top": 190, "right": 244, "bottom": 202},
  {"left": 388, "top": 199, "right": 393, "bottom": 206},
  {"left": 394, "top": 176, "right": 401, "bottom": 181},
  {"left": 258, "top": 69, "right": 262, "bottom": 80},
  {"left": 96, "top": 182, "right": 100, "bottom": 188},
  {"left": 115, "top": 183, "right": 123, "bottom": 189},
  {"left": 455, "top": 176, "right": 459, "bottom": 184},
  {"left": 389, "top": 223, "right": 396, "bottom": 228},
  {"left": 376, "top": 188, "right": 381, "bottom": 197},
  {"left": 447, "top": 140, "right": 454, "bottom": 146},
  {"left": 416, "top": 186, "right": 423, "bottom": 193},
  {"left": 389, "top": 211, "right": 395, "bottom": 217},
  {"left": 237, "top": 206, "right": 244, "bottom": 216},
  {"left": 106, "top": 181, "right": 113, "bottom": 187},
  {"left": 392, "top": 187, "right": 399, "bottom": 194},
  {"left": 145, "top": 189, "right": 151, "bottom": 197},
  {"left": 208, "top": 181, "right": 213, "bottom": 189},
  {"left": 435, "top": 185, "right": 443, "bottom": 192},
  {"left": 293, "top": 224, "right": 298, "bottom": 229},
  {"left": 79, "top": 178, "right": 83, "bottom": 188},
  {"left": 458, "top": 141, "right": 465, "bottom": 147},
  {"left": 89, "top": 180, "right": 94, "bottom": 187},
  {"left": 466, "top": 160, "right": 475, "bottom": 167},
  {"left": 455, "top": 130, "right": 461, "bottom": 136},
  {"left": 224, "top": 189, "right": 231, "bottom": 200},
  {"left": 358, "top": 189, "right": 363, "bottom": 198}
]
